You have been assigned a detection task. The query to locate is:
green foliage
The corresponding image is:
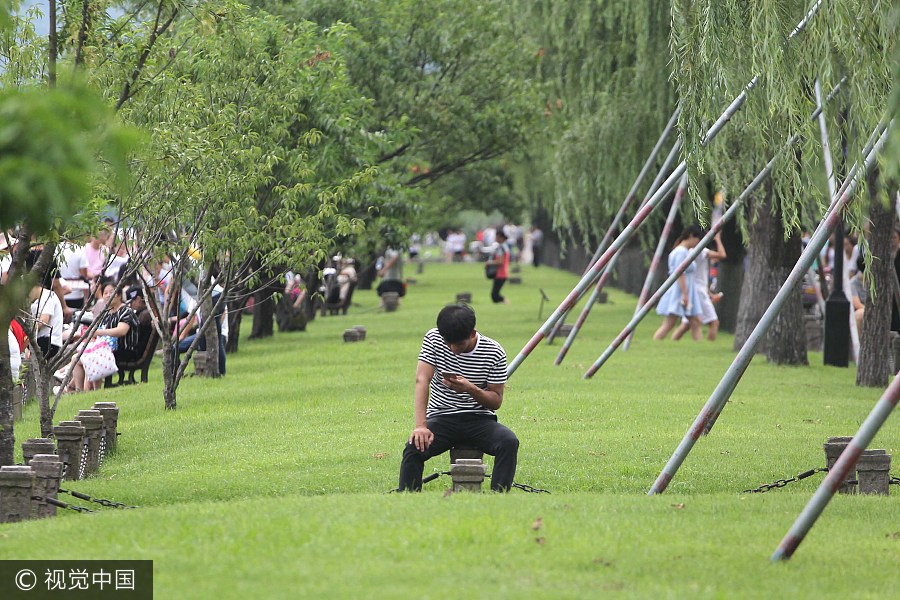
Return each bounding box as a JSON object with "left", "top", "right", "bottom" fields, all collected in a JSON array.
[
  {"left": 256, "top": 0, "right": 543, "bottom": 233},
  {"left": 4, "top": 262, "right": 898, "bottom": 596},
  {"left": 670, "top": 0, "right": 897, "bottom": 236},
  {"left": 0, "top": 84, "right": 136, "bottom": 235},
  {"left": 514, "top": 1, "right": 679, "bottom": 244},
  {"left": 101, "top": 4, "right": 377, "bottom": 275}
]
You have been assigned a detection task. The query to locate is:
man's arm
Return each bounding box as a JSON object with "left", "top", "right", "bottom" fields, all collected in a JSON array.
[
  {"left": 409, "top": 360, "right": 435, "bottom": 451},
  {"left": 442, "top": 377, "right": 504, "bottom": 411}
]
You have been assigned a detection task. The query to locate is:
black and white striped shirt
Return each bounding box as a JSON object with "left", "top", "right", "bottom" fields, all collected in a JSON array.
[{"left": 418, "top": 328, "right": 507, "bottom": 418}]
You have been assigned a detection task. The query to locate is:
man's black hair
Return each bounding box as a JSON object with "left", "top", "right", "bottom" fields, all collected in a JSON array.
[{"left": 437, "top": 304, "right": 476, "bottom": 343}]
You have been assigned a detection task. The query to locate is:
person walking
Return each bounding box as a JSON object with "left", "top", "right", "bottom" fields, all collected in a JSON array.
[
  {"left": 653, "top": 225, "right": 703, "bottom": 340},
  {"left": 487, "top": 230, "right": 510, "bottom": 304}
]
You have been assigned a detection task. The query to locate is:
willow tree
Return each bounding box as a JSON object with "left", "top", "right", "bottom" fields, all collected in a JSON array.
[
  {"left": 670, "top": 0, "right": 896, "bottom": 368},
  {"left": 511, "top": 1, "right": 679, "bottom": 253}
]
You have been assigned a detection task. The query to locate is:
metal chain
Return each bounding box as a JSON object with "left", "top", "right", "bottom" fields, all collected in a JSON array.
[
  {"left": 99, "top": 430, "right": 107, "bottom": 469},
  {"left": 742, "top": 467, "right": 830, "bottom": 494},
  {"left": 890, "top": 475, "right": 900, "bottom": 486},
  {"left": 58, "top": 488, "right": 137, "bottom": 509},
  {"left": 33, "top": 495, "right": 94, "bottom": 514},
  {"left": 385, "top": 471, "right": 550, "bottom": 494},
  {"left": 78, "top": 439, "right": 89, "bottom": 480}
]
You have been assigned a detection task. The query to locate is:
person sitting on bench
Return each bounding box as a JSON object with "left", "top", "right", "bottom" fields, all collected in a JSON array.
[{"left": 398, "top": 304, "right": 519, "bottom": 492}]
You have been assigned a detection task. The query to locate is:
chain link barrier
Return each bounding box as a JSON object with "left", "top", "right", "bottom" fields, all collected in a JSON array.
[
  {"left": 78, "top": 439, "right": 89, "bottom": 480},
  {"left": 386, "top": 471, "right": 550, "bottom": 494},
  {"left": 99, "top": 430, "right": 107, "bottom": 469},
  {"left": 32, "top": 495, "right": 94, "bottom": 514},
  {"left": 742, "top": 467, "right": 830, "bottom": 494},
  {"left": 58, "top": 488, "right": 137, "bottom": 509}
]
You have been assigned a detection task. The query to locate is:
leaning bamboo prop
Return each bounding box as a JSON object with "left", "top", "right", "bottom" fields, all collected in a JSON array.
[
  {"left": 555, "top": 171, "right": 687, "bottom": 365},
  {"left": 771, "top": 368, "right": 900, "bottom": 560},
  {"left": 583, "top": 78, "right": 847, "bottom": 379},
  {"left": 547, "top": 109, "right": 681, "bottom": 344},
  {"left": 648, "top": 122, "right": 891, "bottom": 496},
  {"left": 508, "top": 0, "right": 827, "bottom": 379}
]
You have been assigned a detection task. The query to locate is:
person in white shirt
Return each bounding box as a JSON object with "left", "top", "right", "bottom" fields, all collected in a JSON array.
[
  {"left": 58, "top": 242, "right": 90, "bottom": 309},
  {"left": 29, "top": 284, "right": 64, "bottom": 358},
  {"left": 7, "top": 327, "right": 21, "bottom": 382}
]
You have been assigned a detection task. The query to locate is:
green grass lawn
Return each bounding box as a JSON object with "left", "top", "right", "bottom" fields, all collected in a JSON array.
[{"left": 3, "top": 261, "right": 898, "bottom": 598}]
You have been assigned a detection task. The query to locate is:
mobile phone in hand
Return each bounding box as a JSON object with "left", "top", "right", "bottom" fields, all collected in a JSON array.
[{"left": 441, "top": 372, "right": 460, "bottom": 380}]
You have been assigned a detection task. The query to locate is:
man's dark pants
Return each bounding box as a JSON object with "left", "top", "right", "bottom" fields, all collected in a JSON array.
[{"left": 399, "top": 413, "right": 518, "bottom": 492}]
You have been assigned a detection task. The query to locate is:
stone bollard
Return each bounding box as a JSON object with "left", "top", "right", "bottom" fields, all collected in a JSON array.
[
  {"left": 0, "top": 465, "right": 35, "bottom": 523},
  {"left": 508, "top": 277, "right": 522, "bottom": 285},
  {"left": 450, "top": 447, "right": 484, "bottom": 464},
  {"left": 75, "top": 410, "right": 104, "bottom": 477},
  {"left": 416, "top": 261, "right": 424, "bottom": 275},
  {"left": 597, "top": 291, "right": 608, "bottom": 304},
  {"left": 29, "top": 454, "right": 63, "bottom": 518},
  {"left": 511, "top": 263, "right": 521, "bottom": 274},
  {"left": 12, "top": 384, "right": 23, "bottom": 422},
  {"left": 22, "top": 438, "right": 56, "bottom": 464},
  {"left": 450, "top": 458, "right": 487, "bottom": 493},
  {"left": 193, "top": 351, "right": 210, "bottom": 377},
  {"left": 353, "top": 326, "right": 367, "bottom": 341},
  {"left": 53, "top": 421, "right": 86, "bottom": 481},
  {"left": 557, "top": 323, "right": 574, "bottom": 337},
  {"left": 343, "top": 329, "right": 363, "bottom": 342},
  {"left": 92, "top": 402, "right": 120, "bottom": 454},
  {"left": 22, "top": 356, "right": 37, "bottom": 403},
  {"left": 456, "top": 293, "right": 472, "bottom": 304},
  {"left": 823, "top": 436, "right": 856, "bottom": 494},
  {"left": 856, "top": 449, "right": 891, "bottom": 496},
  {"left": 383, "top": 292, "right": 400, "bottom": 312}
]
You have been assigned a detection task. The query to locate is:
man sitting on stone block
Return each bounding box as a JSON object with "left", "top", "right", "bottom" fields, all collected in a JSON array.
[{"left": 398, "top": 304, "right": 519, "bottom": 492}]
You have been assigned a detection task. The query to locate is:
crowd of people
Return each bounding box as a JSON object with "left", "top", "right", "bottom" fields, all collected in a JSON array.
[{"left": 2, "top": 222, "right": 229, "bottom": 394}]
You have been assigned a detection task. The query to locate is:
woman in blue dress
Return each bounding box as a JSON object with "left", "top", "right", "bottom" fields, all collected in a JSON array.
[{"left": 654, "top": 225, "right": 703, "bottom": 340}]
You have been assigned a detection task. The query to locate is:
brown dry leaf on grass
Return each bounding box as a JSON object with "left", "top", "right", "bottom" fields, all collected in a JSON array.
[{"left": 531, "top": 517, "right": 543, "bottom": 531}]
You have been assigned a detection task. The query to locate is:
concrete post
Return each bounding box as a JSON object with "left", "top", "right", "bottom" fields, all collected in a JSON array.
[
  {"left": 450, "top": 447, "right": 484, "bottom": 464},
  {"left": 29, "top": 454, "right": 63, "bottom": 518},
  {"left": 456, "top": 293, "right": 472, "bottom": 304},
  {"left": 856, "top": 449, "right": 891, "bottom": 495},
  {"left": 193, "top": 351, "right": 209, "bottom": 377},
  {"left": 353, "top": 326, "right": 367, "bottom": 341},
  {"left": 0, "top": 465, "right": 35, "bottom": 523},
  {"left": 383, "top": 292, "right": 400, "bottom": 312},
  {"left": 824, "top": 437, "right": 856, "bottom": 494},
  {"left": 508, "top": 277, "right": 522, "bottom": 285},
  {"left": 22, "top": 438, "right": 56, "bottom": 464},
  {"left": 12, "top": 384, "right": 23, "bottom": 422},
  {"left": 53, "top": 421, "right": 86, "bottom": 481},
  {"left": 92, "top": 402, "right": 120, "bottom": 454},
  {"left": 450, "top": 458, "right": 486, "bottom": 493},
  {"left": 75, "top": 410, "right": 104, "bottom": 476},
  {"left": 343, "top": 329, "right": 362, "bottom": 342}
]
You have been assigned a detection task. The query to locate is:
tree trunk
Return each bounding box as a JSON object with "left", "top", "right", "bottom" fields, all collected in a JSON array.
[
  {"left": 225, "top": 297, "right": 245, "bottom": 354},
  {"left": 200, "top": 293, "right": 222, "bottom": 378},
  {"left": 249, "top": 282, "right": 278, "bottom": 339},
  {"left": 162, "top": 342, "right": 177, "bottom": 410},
  {"left": 356, "top": 256, "right": 377, "bottom": 290},
  {"left": 36, "top": 358, "right": 54, "bottom": 438},
  {"left": 856, "top": 170, "right": 896, "bottom": 386},
  {"left": 734, "top": 181, "right": 808, "bottom": 365},
  {"left": 0, "top": 337, "right": 14, "bottom": 466}
]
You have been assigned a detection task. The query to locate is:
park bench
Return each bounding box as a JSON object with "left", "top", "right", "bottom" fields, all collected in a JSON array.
[
  {"left": 104, "top": 327, "right": 159, "bottom": 388},
  {"left": 321, "top": 280, "right": 357, "bottom": 316}
]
